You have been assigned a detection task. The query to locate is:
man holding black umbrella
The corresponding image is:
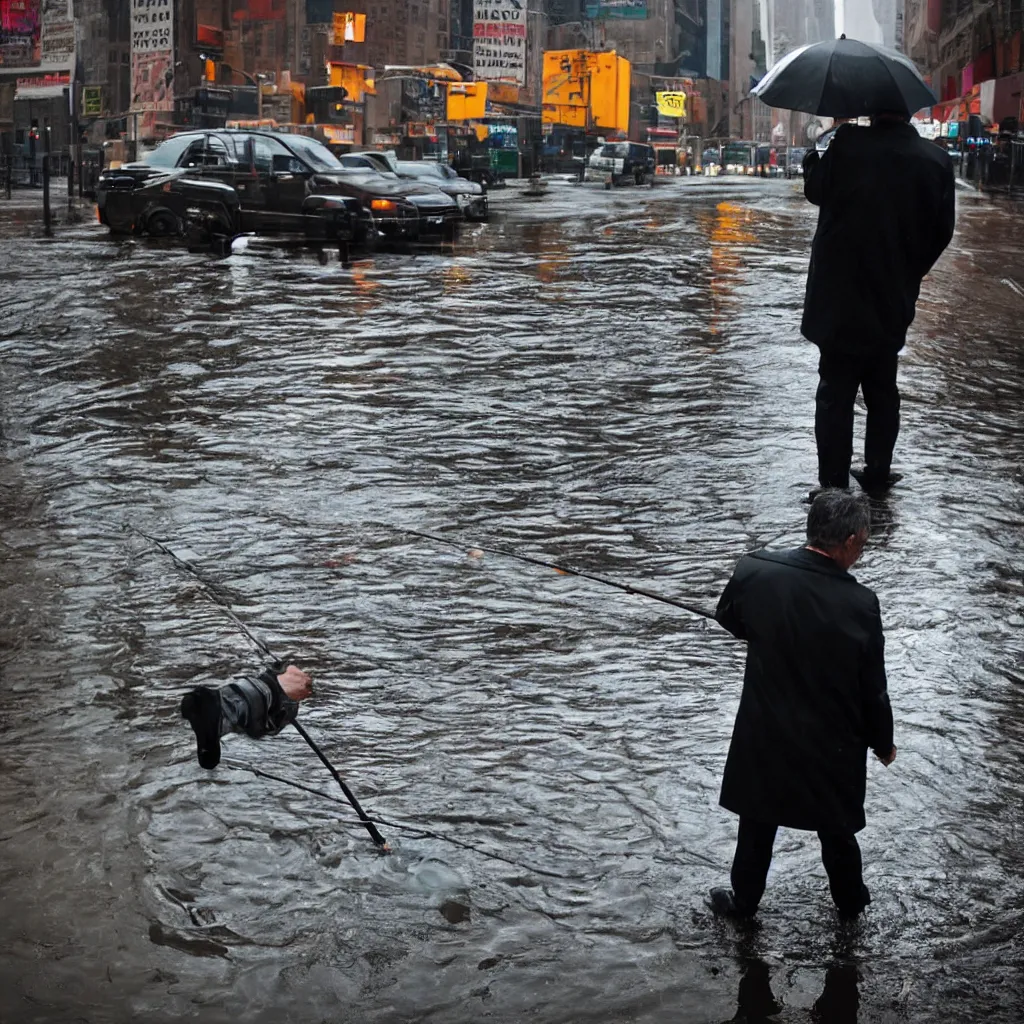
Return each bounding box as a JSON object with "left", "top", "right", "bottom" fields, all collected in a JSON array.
[
  {"left": 752, "top": 36, "right": 956, "bottom": 495},
  {"left": 801, "top": 112, "right": 955, "bottom": 494}
]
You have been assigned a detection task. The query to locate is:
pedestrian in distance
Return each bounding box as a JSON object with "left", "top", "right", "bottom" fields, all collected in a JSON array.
[
  {"left": 709, "top": 489, "right": 896, "bottom": 921},
  {"left": 181, "top": 663, "right": 313, "bottom": 769},
  {"left": 801, "top": 111, "right": 956, "bottom": 498}
]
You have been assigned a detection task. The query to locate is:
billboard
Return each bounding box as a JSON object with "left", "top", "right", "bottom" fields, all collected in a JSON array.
[
  {"left": 131, "top": 0, "right": 173, "bottom": 131},
  {"left": 1, "top": 0, "right": 73, "bottom": 72},
  {"left": 584, "top": 0, "right": 647, "bottom": 19},
  {"left": 0, "top": 0, "right": 40, "bottom": 69},
  {"left": 655, "top": 91, "right": 685, "bottom": 117},
  {"left": 132, "top": 0, "right": 173, "bottom": 52},
  {"left": 473, "top": 0, "right": 527, "bottom": 85},
  {"left": 542, "top": 49, "right": 630, "bottom": 131}
]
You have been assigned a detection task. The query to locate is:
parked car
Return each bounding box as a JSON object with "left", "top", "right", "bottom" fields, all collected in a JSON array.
[
  {"left": 584, "top": 142, "right": 656, "bottom": 186},
  {"left": 96, "top": 130, "right": 460, "bottom": 247},
  {"left": 339, "top": 150, "right": 399, "bottom": 175},
  {"left": 394, "top": 161, "right": 488, "bottom": 221},
  {"left": 98, "top": 168, "right": 244, "bottom": 253}
]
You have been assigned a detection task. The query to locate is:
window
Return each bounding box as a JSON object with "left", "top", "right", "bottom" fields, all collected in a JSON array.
[
  {"left": 148, "top": 134, "right": 202, "bottom": 168},
  {"left": 179, "top": 135, "right": 231, "bottom": 168},
  {"left": 247, "top": 133, "right": 294, "bottom": 173},
  {"left": 283, "top": 134, "right": 344, "bottom": 172}
]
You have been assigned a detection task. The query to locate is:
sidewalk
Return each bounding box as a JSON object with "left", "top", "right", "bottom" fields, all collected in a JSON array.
[{"left": 0, "top": 180, "right": 96, "bottom": 237}]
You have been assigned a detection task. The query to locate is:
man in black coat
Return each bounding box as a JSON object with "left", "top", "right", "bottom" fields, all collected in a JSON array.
[
  {"left": 802, "top": 115, "right": 955, "bottom": 494},
  {"left": 709, "top": 490, "right": 896, "bottom": 920}
]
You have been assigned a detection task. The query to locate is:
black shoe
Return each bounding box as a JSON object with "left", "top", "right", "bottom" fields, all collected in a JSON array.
[
  {"left": 708, "top": 887, "right": 756, "bottom": 918},
  {"left": 180, "top": 686, "right": 222, "bottom": 769},
  {"left": 850, "top": 468, "right": 903, "bottom": 493}
]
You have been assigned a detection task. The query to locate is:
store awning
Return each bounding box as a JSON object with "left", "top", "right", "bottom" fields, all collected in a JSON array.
[
  {"left": 15, "top": 84, "right": 68, "bottom": 100},
  {"left": 933, "top": 86, "right": 982, "bottom": 122}
]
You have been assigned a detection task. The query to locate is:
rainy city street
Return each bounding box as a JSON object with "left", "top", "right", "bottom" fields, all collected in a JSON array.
[{"left": 1, "top": 178, "right": 1022, "bottom": 1023}]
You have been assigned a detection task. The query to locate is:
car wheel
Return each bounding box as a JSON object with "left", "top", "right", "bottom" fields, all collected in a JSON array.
[
  {"left": 103, "top": 194, "right": 135, "bottom": 235},
  {"left": 146, "top": 208, "right": 181, "bottom": 237}
]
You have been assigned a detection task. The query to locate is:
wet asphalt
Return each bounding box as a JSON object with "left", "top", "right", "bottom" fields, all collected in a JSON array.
[{"left": 0, "top": 177, "right": 1022, "bottom": 1023}]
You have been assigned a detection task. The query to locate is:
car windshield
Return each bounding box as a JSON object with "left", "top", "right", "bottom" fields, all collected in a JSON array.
[
  {"left": 398, "top": 161, "right": 445, "bottom": 178},
  {"left": 280, "top": 134, "right": 344, "bottom": 171},
  {"left": 342, "top": 156, "right": 400, "bottom": 178},
  {"left": 147, "top": 134, "right": 199, "bottom": 168},
  {"left": 598, "top": 143, "right": 629, "bottom": 158}
]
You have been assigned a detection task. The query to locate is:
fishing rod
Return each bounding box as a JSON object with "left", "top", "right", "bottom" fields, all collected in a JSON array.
[
  {"left": 221, "top": 759, "right": 576, "bottom": 880},
  {"left": 398, "top": 526, "right": 719, "bottom": 622},
  {"left": 125, "top": 522, "right": 389, "bottom": 852}
]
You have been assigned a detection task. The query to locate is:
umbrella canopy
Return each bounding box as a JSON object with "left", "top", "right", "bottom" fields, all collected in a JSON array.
[{"left": 752, "top": 35, "right": 937, "bottom": 119}]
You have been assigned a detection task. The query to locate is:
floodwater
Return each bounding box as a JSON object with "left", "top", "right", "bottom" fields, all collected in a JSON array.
[{"left": 1, "top": 177, "right": 1022, "bottom": 1024}]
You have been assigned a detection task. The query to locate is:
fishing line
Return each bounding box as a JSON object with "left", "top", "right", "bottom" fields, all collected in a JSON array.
[
  {"left": 393, "top": 525, "right": 719, "bottom": 621},
  {"left": 220, "top": 759, "right": 576, "bottom": 880},
  {"left": 126, "top": 522, "right": 388, "bottom": 851},
  {"left": 123, "top": 522, "right": 380, "bottom": 671}
]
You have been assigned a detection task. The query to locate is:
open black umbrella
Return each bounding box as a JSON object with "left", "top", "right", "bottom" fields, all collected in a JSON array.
[{"left": 752, "top": 35, "right": 936, "bottom": 119}]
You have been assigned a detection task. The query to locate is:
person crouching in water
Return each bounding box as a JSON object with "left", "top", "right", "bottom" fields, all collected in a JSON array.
[{"left": 181, "top": 663, "right": 313, "bottom": 768}]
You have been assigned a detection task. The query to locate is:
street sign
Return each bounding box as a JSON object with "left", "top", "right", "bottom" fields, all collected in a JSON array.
[{"left": 82, "top": 86, "right": 103, "bottom": 116}]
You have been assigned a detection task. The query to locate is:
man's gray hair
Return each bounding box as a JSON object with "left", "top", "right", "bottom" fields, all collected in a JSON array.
[{"left": 806, "top": 489, "right": 871, "bottom": 549}]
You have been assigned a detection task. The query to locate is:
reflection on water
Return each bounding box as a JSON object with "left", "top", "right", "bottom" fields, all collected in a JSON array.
[
  {"left": 728, "top": 957, "right": 860, "bottom": 1023},
  {"left": 0, "top": 180, "right": 1022, "bottom": 1024},
  {"left": 703, "top": 200, "right": 760, "bottom": 337}
]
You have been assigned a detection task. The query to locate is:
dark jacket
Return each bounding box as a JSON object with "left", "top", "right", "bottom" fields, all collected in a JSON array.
[
  {"left": 715, "top": 548, "right": 894, "bottom": 834},
  {"left": 801, "top": 121, "right": 955, "bottom": 354}
]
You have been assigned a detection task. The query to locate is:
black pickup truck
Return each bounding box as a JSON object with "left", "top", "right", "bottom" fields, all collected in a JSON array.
[{"left": 96, "top": 129, "right": 460, "bottom": 250}]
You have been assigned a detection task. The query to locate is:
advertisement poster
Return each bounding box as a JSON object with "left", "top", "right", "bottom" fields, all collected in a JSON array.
[
  {"left": 473, "top": 0, "right": 526, "bottom": 85},
  {"left": 131, "top": 0, "right": 173, "bottom": 129},
  {"left": 655, "top": 91, "right": 686, "bottom": 117},
  {"left": 131, "top": 50, "right": 172, "bottom": 111},
  {"left": 131, "top": 0, "right": 173, "bottom": 52},
  {"left": 39, "top": 17, "right": 72, "bottom": 67},
  {"left": 0, "top": 0, "right": 40, "bottom": 69}
]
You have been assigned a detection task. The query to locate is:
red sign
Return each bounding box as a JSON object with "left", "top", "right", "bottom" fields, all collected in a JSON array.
[
  {"left": 473, "top": 22, "right": 526, "bottom": 37},
  {"left": 196, "top": 23, "right": 224, "bottom": 49},
  {"left": 16, "top": 70, "right": 68, "bottom": 88}
]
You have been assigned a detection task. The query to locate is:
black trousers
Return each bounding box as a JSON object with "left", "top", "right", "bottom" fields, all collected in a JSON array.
[
  {"left": 730, "top": 817, "right": 870, "bottom": 917},
  {"left": 815, "top": 348, "right": 900, "bottom": 489}
]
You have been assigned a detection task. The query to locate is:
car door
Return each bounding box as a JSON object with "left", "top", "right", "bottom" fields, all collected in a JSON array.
[{"left": 248, "top": 134, "right": 311, "bottom": 222}]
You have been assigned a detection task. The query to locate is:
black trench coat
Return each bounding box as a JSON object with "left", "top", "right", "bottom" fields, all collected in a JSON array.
[
  {"left": 800, "top": 120, "right": 955, "bottom": 355},
  {"left": 715, "top": 548, "right": 894, "bottom": 834}
]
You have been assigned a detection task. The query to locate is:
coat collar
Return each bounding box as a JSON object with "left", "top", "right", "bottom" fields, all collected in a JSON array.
[{"left": 750, "top": 546, "right": 855, "bottom": 581}]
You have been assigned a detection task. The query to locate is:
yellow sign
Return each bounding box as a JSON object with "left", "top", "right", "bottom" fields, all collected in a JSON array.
[
  {"left": 542, "top": 50, "right": 630, "bottom": 132},
  {"left": 82, "top": 86, "right": 102, "bottom": 116},
  {"left": 446, "top": 81, "right": 487, "bottom": 121},
  {"left": 656, "top": 91, "right": 686, "bottom": 118},
  {"left": 332, "top": 12, "right": 366, "bottom": 44}
]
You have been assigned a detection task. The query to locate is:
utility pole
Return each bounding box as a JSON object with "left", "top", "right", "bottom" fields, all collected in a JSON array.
[{"left": 42, "top": 123, "right": 52, "bottom": 236}]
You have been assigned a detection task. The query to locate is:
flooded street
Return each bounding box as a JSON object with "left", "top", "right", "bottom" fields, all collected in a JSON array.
[{"left": 1, "top": 178, "right": 1022, "bottom": 1023}]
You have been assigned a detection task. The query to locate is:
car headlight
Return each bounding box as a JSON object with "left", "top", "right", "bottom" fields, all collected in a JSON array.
[{"left": 371, "top": 198, "right": 398, "bottom": 212}]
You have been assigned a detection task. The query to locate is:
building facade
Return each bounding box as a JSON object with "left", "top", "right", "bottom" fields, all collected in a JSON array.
[{"left": 904, "top": 0, "right": 1023, "bottom": 127}]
